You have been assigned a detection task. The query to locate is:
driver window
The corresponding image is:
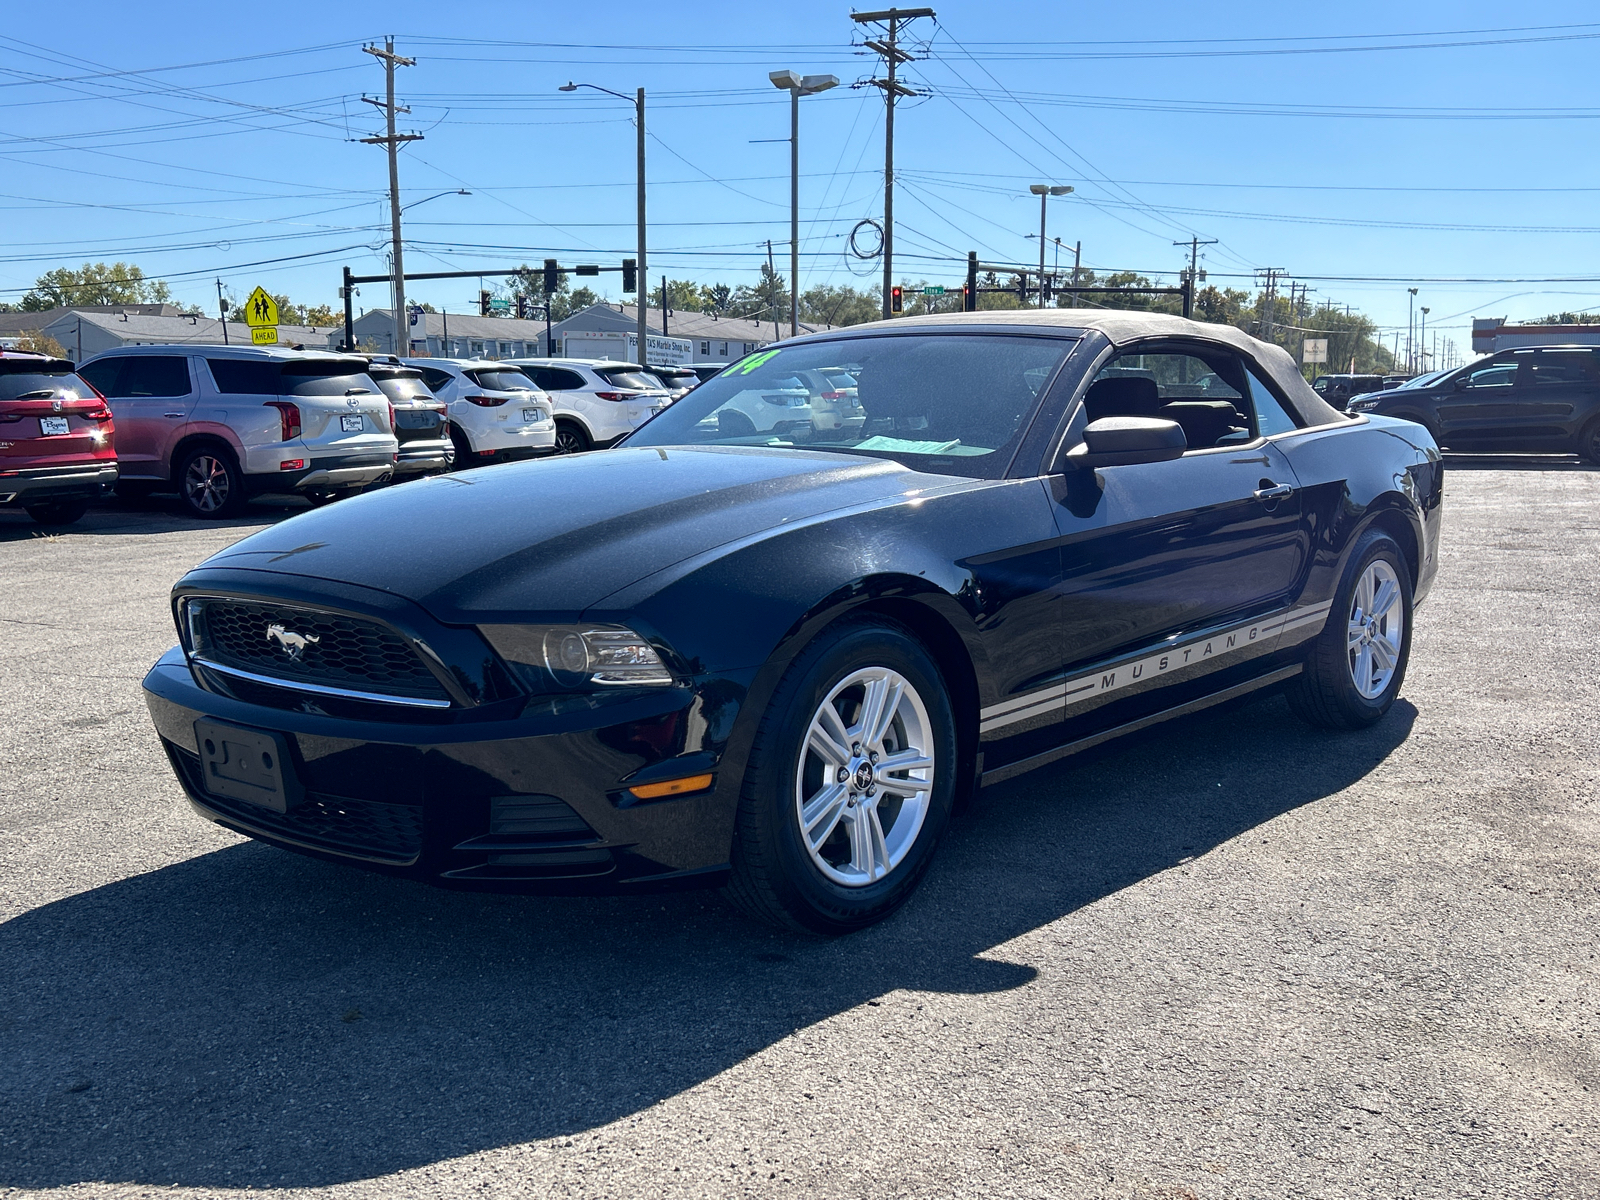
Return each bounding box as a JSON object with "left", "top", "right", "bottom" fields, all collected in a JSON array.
[
  {"left": 1084, "top": 350, "right": 1251, "bottom": 450},
  {"left": 1463, "top": 361, "right": 1518, "bottom": 390}
]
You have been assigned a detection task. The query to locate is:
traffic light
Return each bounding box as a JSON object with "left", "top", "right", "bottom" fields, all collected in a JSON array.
[
  {"left": 621, "top": 258, "right": 637, "bottom": 293},
  {"left": 478, "top": 289, "right": 492, "bottom": 316},
  {"left": 515, "top": 295, "right": 529, "bottom": 320},
  {"left": 890, "top": 285, "right": 903, "bottom": 314},
  {"left": 543, "top": 258, "right": 559, "bottom": 293}
]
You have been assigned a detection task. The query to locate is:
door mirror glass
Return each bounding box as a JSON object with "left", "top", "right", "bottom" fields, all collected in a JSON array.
[{"left": 1062, "top": 417, "right": 1187, "bottom": 471}]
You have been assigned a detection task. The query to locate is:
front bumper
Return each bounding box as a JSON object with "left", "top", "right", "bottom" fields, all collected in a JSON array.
[
  {"left": 0, "top": 461, "right": 118, "bottom": 506},
  {"left": 142, "top": 646, "right": 748, "bottom": 892}
]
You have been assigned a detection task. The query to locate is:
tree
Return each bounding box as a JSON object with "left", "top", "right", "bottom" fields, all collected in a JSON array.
[
  {"left": 11, "top": 331, "right": 68, "bottom": 357},
  {"left": 1536, "top": 311, "right": 1600, "bottom": 325},
  {"left": 503, "top": 267, "right": 600, "bottom": 322},
  {"left": 22, "top": 262, "right": 173, "bottom": 311},
  {"left": 732, "top": 262, "right": 788, "bottom": 329},
  {"left": 799, "top": 283, "right": 879, "bottom": 327}
]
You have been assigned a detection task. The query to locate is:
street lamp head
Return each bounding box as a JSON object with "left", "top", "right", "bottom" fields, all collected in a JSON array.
[
  {"left": 769, "top": 69, "right": 802, "bottom": 91},
  {"left": 1049, "top": 185, "right": 1074, "bottom": 196},
  {"left": 1029, "top": 183, "right": 1049, "bottom": 195},
  {"left": 800, "top": 73, "right": 840, "bottom": 95},
  {"left": 558, "top": 81, "right": 578, "bottom": 92},
  {"left": 1408, "top": 287, "right": 1418, "bottom": 296}
]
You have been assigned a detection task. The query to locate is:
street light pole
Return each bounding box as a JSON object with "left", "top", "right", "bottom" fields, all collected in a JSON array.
[
  {"left": 1420, "top": 307, "right": 1430, "bottom": 371},
  {"left": 770, "top": 70, "right": 839, "bottom": 338},
  {"left": 1407, "top": 288, "right": 1418, "bottom": 373},
  {"left": 1029, "top": 184, "right": 1073, "bottom": 309},
  {"left": 561, "top": 82, "right": 648, "bottom": 360}
]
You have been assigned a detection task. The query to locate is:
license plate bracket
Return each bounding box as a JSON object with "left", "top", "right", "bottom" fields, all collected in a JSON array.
[
  {"left": 39, "top": 416, "right": 70, "bottom": 436},
  {"left": 340, "top": 414, "right": 364, "bottom": 432},
  {"left": 521, "top": 407, "right": 540, "bottom": 423},
  {"left": 193, "top": 719, "right": 302, "bottom": 812}
]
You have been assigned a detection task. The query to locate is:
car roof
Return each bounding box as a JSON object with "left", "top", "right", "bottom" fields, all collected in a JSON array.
[
  {"left": 776, "top": 308, "right": 1347, "bottom": 428},
  {"left": 83, "top": 344, "right": 359, "bottom": 364},
  {"left": 511, "top": 358, "right": 648, "bottom": 371}
]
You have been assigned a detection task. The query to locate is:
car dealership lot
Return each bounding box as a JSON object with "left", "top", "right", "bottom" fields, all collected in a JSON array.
[{"left": 1, "top": 462, "right": 1596, "bottom": 1198}]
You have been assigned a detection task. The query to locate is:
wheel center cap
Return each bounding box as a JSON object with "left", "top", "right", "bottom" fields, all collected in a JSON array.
[{"left": 853, "top": 761, "right": 876, "bottom": 792}]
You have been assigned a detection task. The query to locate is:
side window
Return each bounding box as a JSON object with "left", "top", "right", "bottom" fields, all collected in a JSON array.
[
  {"left": 1084, "top": 350, "right": 1248, "bottom": 450},
  {"left": 206, "top": 359, "right": 277, "bottom": 394},
  {"left": 1245, "top": 369, "right": 1301, "bottom": 436},
  {"left": 1463, "top": 361, "right": 1517, "bottom": 390},
  {"left": 419, "top": 368, "right": 454, "bottom": 392},
  {"left": 547, "top": 369, "right": 585, "bottom": 391},
  {"left": 77, "top": 358, "right": 125, "bottom": 396},
  {"left": 95, "top": 355, "right": 189, "bottom": 397},
  {"left": 1526, "top": 349, "right": 1598, "bottom": 386}
]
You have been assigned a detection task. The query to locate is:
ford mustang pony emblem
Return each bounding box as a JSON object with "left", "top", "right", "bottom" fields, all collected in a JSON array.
[{"left": 266, "top": 623, "right": 320, "bottom": 661}]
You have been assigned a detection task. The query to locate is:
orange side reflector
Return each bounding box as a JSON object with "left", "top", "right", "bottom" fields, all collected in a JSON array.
[{"left": 626, "top": 773, "right": 713, "bottom": 801}]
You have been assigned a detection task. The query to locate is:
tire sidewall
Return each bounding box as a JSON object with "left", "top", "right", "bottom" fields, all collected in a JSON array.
[
  {"left": 743, "top": 621, "right": 957, "bottom": 933},
  {"left": 1578, "top": 415, "right": 1600, "bottom": 465},
  {"left": 554, "top": 420, "right": 590, "bottom": 454},
  {"left": 1326, "top": 530, "right": 1414, "bottom": 722}
]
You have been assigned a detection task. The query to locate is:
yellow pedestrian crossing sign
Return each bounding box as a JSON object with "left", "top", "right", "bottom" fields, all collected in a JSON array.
[
  {"left": 242, "top": 287, "right": 279, "bottom": 328},
  {"left": 251, "top": 326, "right": 278, "bottom": 345}
]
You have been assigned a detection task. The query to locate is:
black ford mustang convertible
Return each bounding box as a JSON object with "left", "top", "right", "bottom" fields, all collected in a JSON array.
[{"left": 143, "top": 312, "right": 1443, "bottom": 933}]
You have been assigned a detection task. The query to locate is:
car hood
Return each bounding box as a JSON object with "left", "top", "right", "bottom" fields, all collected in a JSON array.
[{"left": 196, "top": 446, "right": 944, "bottom": 623}]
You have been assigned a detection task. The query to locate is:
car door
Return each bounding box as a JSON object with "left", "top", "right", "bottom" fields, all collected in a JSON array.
[
  {"left": 1515, "top": 347, "right": 1600, "bottom": 450},
  {"left": 1042, "top": 345, "right": 1309, "bottom": 720},
  {"left": 1435, "top": 355, "right": 1523, "bottom": 446},
  {"left": 75, "top": 354, "right": 195, "bottom": 478},
  {"left": 526, "top": 366, "right": 589, "bottom": 429}
]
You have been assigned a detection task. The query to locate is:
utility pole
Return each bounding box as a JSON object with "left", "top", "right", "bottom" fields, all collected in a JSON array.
[
  {"left": 1406, "top": 288, "right": 1418, "bottom": 373},
  {"left": 1174, "top": 237, "right": 1216, "bottom": 312},
  {"left": 215, "top": 279, "right": 229, "bottom": 345},
  {"left": 854, "top": 7, "right": 935, "bottom": 319},
  {"left": 361, "top": 38, "right": 420, "bottom": 356},
  {"left": 1420, "top": 306, "right": 1430, "bottom": 372},
  {"left": 661, "top": 275, "right": 668, "bottom": 335},
  {"left": 1257, "top": 267, "right": 1285, "bottom": 344},
  {"left": 766, "top": 239, "right": 781, "bottom": 342},
  {"left": 1071, "top": 240, "right": 1081, "bottom": 289}
]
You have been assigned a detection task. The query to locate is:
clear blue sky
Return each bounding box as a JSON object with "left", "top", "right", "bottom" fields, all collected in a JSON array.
[{"left": 6, "top": 1, "right": 1600, "bottom": 361}]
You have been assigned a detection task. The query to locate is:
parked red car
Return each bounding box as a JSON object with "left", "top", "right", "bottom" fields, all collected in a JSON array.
[{"left": 0, "top": 350, "right": 118, "bottom": 525}]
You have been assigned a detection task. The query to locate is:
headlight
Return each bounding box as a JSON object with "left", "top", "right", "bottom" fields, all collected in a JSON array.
[
  {"left": 1348, "top": 398, "right": 1382, "bottom": 412},
  {"left": 480, "top": 623, "right": 674, "bottom": 691}
]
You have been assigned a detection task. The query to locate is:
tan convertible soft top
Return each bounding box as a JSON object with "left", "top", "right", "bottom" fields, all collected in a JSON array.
[{"left": 831, "top": 308, "right": 1350, "bottom": 428}]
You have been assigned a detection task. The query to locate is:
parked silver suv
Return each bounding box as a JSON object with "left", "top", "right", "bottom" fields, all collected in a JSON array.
[{"left": 77, "top": 346, "right": 399, "bottom": 517}]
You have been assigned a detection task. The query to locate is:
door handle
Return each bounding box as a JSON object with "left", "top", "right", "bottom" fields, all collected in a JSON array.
[
  {"left": 163, "top": 412, "right": 185, "bottom": 418},
  {"left": 1253, "top": 483, "right": 1295, "bottom": 501}
]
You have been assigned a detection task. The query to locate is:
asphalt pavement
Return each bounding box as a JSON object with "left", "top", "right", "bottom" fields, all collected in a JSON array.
[{"left": 0, "top": 460, "right": 1596, "bottom": 1199}]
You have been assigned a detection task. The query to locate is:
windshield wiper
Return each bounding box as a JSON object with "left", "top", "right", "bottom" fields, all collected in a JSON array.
[{"left": 13, "top": 389, "right": 57, "bottom": 400}]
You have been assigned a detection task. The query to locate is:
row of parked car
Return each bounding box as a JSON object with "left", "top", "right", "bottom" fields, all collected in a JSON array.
[{"left": 0, "top": 346, "right": 729, "bottom": 524}]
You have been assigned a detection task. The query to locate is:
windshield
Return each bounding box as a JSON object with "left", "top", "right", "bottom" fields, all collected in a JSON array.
[
  {"left": 465, "top": 368, "right": 534, "bottom": 392},
  {"left": 1388, "top": 368, "right": 1449, "bottom": 391},
  {"left": 0, "top": 370, "right": 95, "bottom": 401},
  {"left": 624, "top": 333, "right": 1074, "bottom": 478}
]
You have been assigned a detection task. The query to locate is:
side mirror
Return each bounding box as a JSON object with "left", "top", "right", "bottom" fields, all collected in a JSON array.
[
  {"left": 1061, "top": 417, "right": 1187, "bottom": 471},
  {"left": 1453, "top": 375, "right": 1470, "bottom": 390}
]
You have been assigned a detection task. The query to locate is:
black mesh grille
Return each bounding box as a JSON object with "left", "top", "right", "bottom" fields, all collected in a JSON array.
[
  {"left": 169, "top": 743, "right": 423, "bottom": 863},
  {"left": 194, "top": 598, "right": 449, "bottom": 702}
]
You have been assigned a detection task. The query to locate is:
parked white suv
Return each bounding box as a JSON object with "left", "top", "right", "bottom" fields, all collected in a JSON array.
[
  {"left": 76, "top": 346, "right": 398, "bottom": 518},
  {"left": 403, "top": 359, "right": 555, "bottom": 466},
  {"left": 507, "top": 359, "right": 672, "bottom": 454}
]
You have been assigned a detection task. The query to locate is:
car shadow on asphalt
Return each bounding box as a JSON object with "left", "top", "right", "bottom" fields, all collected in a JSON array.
[
  {"left": 1439, "top": 452, "right": 1598, "bottom": 472},
  {"left": 0, "top": 495, "right": 301, "bottom": 542},
  {"left": 0, "top": 692, "right": 1416, "bottom": 1190}
]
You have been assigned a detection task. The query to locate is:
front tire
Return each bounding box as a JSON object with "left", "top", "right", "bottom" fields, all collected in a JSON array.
[
  {"left": 175, "top": 446, "right": 244, "bottom": 519},
  {"left": 725, "top": 619, "right": 957, "bottom": 935},
  {"left": 1287, "top": 528, "right": 1413, "bottom": 730},
  {"left": 25, "top": 500, "right": 88, "bottom": 526}
]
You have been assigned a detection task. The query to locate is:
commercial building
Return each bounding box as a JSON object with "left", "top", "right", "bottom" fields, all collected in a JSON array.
[
  {"left": 1472, "top": 317, "right": 1600, "bottom": 355},
  {"left": 548, "top": 303, "right": 835, "bottom": 363}
]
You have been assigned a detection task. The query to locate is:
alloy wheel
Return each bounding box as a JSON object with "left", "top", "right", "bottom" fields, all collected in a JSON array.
[
  {"left": 184, "top": 454, "right": 231, "bottom": 514},
  {"left": 554, "top": 427, "right": 587, "bottom": 454},
  {"left": 1347, "top": 559, "right": 1405, "bottom": 699},
  {"left": 794, "top": 666, "right": 935, "bottom": 888}
]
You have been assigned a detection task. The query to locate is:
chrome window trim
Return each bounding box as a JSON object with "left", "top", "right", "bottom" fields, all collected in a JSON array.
[{"left": 188, "top": 655, "right": 455, "bottom": 710}]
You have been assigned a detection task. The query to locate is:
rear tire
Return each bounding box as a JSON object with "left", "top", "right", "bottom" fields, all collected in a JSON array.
[
  {"left": 718, "top": 410, "right": 757, "bottom": 438},
  {"left": 175, "top": 446, "right": 244, "bottom": 519},
  {"left": 1578, "top": 416, "right": 1600, "bottom": 465},
  {"left": 553, "top": 420, "right": 591, "bottom": 455},
  {"left": 1287, "top": 528, "right": 1413, "bottom": 730},
  {"left": 725, "top": 618, "right": 957, "bottom": 935},
  {"left": 447, "top": 424, "right": 478, "bottom": 470},
  {"left": 25, "top": 500, "right": 88, "bottom": 526}
]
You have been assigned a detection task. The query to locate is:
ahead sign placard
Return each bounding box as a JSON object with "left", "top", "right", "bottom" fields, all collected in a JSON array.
[
  {"left": 251, "top": 326, "right": 278, "bottom": 345},
  {"left": 243, "top": 287, "right": 279, "bottom": 328}
]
